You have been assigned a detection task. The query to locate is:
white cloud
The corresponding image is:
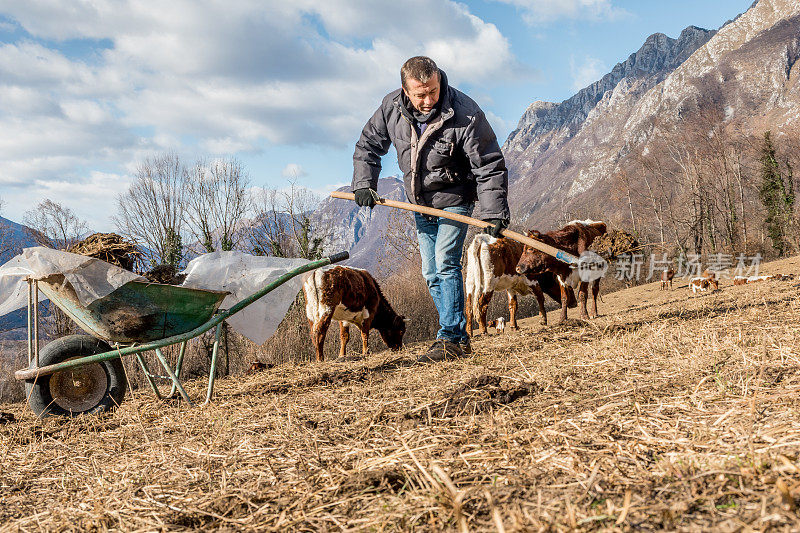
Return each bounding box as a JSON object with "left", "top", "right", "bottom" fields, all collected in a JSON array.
[
  {"left": 281, "top": 164, "right": 308, "bottom": 179},
  {"left": 2, "top": 171, "right": 132, "bottom": 232},
  {"left": 0, "top": 0, "right": 525, "bottom": 222},
  {"left": 495, "top": 0, "right": 628, "bottom": 24},
  {"left": 569, "top": 55, "right": 608, "bottom": 92}
]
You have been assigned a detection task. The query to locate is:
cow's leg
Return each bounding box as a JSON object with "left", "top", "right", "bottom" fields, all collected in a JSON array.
[
  {"left": 508, "top": 292, "right": 519, "bottom": 329},
  {"left": 359, "top": 319, "right": 372, "bottom": 356},
  {"left": 477, "top": 291, "right": 493, "bottom": 335},
  {"left": 465, "top": 293, "right": 474, "bottom": 337},
  {"left": 338, "top": 322, "right": 350, "bottom": 358},
  {"left": 312, "top": 314, "right": 333, "bottom": 362},
  {"left": 590, "top": 279, "right": 600, "bottom": 318},
  {"left": 578, "top": 281, "right": 590, "bottom": 320},
  {"left": 532, "top": 284, "right": 547, "bottom": 325},
  {"left": 559, "top": 283, "right": 568, "bottom": 322}
]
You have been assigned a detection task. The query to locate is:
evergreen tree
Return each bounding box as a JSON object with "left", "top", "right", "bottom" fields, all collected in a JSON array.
[
  {"left": 163, "top": 227, "right": 183, "bottom": 268},
  {"left": 759, "top": 131, "right": 795, "bottom": 256}
]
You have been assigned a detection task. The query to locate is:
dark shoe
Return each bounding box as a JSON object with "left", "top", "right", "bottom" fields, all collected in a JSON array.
[
  {"left": 459, "top": 339, "right": 473, "bottom": 355},
  {"left": 417, "top": 339, "right": 464, "bottom": 363}
]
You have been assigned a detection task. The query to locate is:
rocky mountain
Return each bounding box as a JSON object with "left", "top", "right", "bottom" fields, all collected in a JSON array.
[
  {"left": 315, "top": 176, "right": 408, "bottom": 271},
  {"left": 504, "top": 0, "right": 800, "bottom": 228}
]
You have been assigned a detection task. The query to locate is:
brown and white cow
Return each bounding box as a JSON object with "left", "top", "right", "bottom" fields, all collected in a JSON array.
[
  {"left": 689, "top": 276, "right": 719, "bottom": 293},
  {"left": 303, "top": 266, "right": 406, "bottom": 362},
  {"left": 660, "top": 268, "right": 675, "bottom": 290},
  {"left": 734, "top": 274, "right": 783, "bottom": 285},
  {"left": 464, "top": 234, "right": 577, "bottom": 334},
  {"left": 515, "top": 220, "right": 607, "bottom": 321}
]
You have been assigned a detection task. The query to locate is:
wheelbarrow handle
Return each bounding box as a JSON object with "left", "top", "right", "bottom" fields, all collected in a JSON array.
[
  {"left": 327, "top": 251, "right": 350, "bottom": 264},
  {"left": 330, "top": 191, "right": 578, "bottom": 266}
]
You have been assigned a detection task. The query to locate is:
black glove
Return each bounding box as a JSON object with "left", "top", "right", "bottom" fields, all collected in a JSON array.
[
  {"left": 483, "top": 218, "right": 509, "bottom": 238},
  {"left": 353, "top": 188, "right": 380, "bottom": 209}
]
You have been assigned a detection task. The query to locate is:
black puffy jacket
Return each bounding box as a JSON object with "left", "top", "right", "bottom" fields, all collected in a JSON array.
[{"left": 352, "top": 70, "right": 509, "bottom": 220}]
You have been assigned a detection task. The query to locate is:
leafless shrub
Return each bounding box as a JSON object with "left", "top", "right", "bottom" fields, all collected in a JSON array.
[
  {"left": 114, "top": 153, "right": 188, "bottom": 268},
  {"left": 23, "top": 199, "right": 87, "bottom": 250},
  {"left": 22, "top": 199, "right": 89, "bottom": 338},
  {"left": 184, "top": 158, "right": 251, "bottom": 254},
  {"left": 248, "top": 183, "right": 331, "bottom": 259}
]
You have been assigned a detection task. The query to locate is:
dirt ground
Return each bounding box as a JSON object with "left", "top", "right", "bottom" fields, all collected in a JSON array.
[{"left": 2, "top": 257, "right": 800, "bottom": 531}]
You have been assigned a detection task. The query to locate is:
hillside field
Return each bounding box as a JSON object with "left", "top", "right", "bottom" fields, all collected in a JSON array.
[{"left": 2, "top": 256, "right": 800, "bottom": 530}]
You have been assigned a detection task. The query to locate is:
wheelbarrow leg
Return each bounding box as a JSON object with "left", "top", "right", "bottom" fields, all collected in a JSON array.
[
  {"left": 203, "top": 323, "right": 223, "bottom": 405},
  {"left": 168, "top": 341, "right": 187, "bottom": 398},
  {"left": 154, "top": 348, "right": 193, "bottom": 406},
  {"left": 136, "top": 353, "right": 165, "bottom": 400}
]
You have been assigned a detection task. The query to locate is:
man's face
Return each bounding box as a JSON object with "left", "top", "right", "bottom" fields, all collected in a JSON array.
[{"left": 403, "top": 74, "right": 440, "bottom": 114}]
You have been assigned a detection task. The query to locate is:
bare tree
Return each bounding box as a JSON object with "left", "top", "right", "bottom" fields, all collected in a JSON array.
[
  {"left": 22, "top": 199, "right": 89, "bottom": 339},
  {"left": 377, "top": 207, "right": 419, "bottom": 276},
  {"left": 114, "top": 153, "right": 188, "bottom": 267},
  {"left": 185, "top": 158, "right": 252, "bottom": 253},
  {"left": 248, "top": 183, "right": 330, "bottom": 260},
  {"left": 23, "top": 199, "right": 88, "bottom": 250}
]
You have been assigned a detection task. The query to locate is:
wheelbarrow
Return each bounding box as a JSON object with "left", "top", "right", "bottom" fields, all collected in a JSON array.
[{"left": 14, "top": 251, "right": 349, "bottom": 417}]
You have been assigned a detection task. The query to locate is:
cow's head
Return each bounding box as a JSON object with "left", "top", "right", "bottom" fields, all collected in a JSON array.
[
  {"left": 516, "top": 231, "right": 557, "bottom": 275},
  {"left": 380, "top": 315, "right": 407, "bottom": 351}
]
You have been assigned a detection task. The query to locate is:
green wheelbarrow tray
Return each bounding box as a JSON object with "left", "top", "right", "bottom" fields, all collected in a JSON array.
[{"left": 36, "top": 274, "right": 230, "bottom": 344}]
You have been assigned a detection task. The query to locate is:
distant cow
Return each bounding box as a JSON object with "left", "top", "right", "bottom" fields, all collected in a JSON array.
[
  {"left": 304, "top": 266, "right": 406, "bottom": 361},
  {"left": 465, "top": 234, "right": 576, "bottom": 334},
  {"left": 689, "top": 276, "right": 719, "bottom": 293},
  {"left": 246, "top": 361, "right": 270, "bottom": 374},
  {"left": 516, "top": 220, "right": 607, "bottom": 321},
  {"left": 495, "top": 317, "right": 505, "bottom": 333},
  {"left": 660, "top": 268, "right": 675, "bottom": 290},
  {"left": 734, "top": 274, "right": 784, "bottom": 285}
]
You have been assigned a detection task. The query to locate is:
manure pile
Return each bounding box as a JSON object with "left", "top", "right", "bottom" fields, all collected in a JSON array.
[
  {"left": 68, "top": 232, "right": 140, "bottom": 271},
  {"left": 591, "top": 228, "right": 639, "bottom": 259}
]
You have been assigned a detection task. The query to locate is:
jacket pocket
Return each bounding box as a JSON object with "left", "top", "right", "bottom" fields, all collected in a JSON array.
[
  {"left": 427, "top": 139, "right": 454, "bottom": 170},
  {"left": 422, "top": 168, "right": 458, "bottom": 190}
]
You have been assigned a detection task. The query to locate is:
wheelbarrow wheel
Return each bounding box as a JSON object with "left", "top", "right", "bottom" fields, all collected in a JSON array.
[{"left": 25, "top": 335, "right": 127, "bottom": 418}]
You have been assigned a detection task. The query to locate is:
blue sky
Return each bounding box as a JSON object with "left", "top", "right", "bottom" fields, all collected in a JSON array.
[{"left": 0, "top": 0, "right": 754, "bottom": 231}]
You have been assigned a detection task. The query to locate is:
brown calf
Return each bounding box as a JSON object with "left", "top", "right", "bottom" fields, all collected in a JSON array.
[
  {"left": 246, "top": 361, "right": 270, "bottom": 374},
  {"left": 464, "top": 234, "right": 576, "bottom": 334},
  {"left": 303, "top": 266, "right": 406, "bottom": 361},
  {"left": 515, "top": 220, "right": 607, "bottom": 321},
  {"left": 660, "top": 268, "right": 675, "bottom": 290}
]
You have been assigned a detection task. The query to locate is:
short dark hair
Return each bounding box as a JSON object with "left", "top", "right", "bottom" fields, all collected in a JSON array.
[{"left": 401, "top": 56, "right": 439, "bottom": 89}]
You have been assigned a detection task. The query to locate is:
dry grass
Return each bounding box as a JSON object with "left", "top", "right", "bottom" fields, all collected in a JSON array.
[{"left": 3, "top": 257, "right": 800, "bottom": 531}]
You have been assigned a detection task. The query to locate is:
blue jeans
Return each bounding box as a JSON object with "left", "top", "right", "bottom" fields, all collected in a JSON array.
[{"left": 414, "top": 204, "right": 473, "bottom": 344}]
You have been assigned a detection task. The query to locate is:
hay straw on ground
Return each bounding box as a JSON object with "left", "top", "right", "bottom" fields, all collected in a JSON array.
[{"left": 3, "top": 257, "right": 800, "bottom": 530}]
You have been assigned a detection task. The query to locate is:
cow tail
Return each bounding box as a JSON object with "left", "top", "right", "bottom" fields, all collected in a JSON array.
[{"left": 465, "top": 236, "right": 482, "bottom": 318}]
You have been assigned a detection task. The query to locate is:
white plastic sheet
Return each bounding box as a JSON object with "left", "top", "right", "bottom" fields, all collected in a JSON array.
[
  {"left": 0, "top": 247, "right": 143, "bottom": 317},
  {"left": 180, "top": 251, "right": 310, "bottom": 345}
]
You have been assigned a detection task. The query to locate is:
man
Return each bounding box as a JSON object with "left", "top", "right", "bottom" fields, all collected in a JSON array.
[{"left": 352, "top": 56, "right": 509, "bottom": 362}]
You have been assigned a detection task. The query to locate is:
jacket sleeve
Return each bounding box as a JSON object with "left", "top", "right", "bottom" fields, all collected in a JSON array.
[
  {"left": 352, "top": 104, "right": 392, "bottom": 191},
  {"left": 463, "top": 110, "right": 510, "bottom": 220}
]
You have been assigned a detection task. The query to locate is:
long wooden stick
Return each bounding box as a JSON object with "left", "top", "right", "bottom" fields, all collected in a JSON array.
[{"left": 330, "top": 191, "right": 578, "bottom": 265}]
